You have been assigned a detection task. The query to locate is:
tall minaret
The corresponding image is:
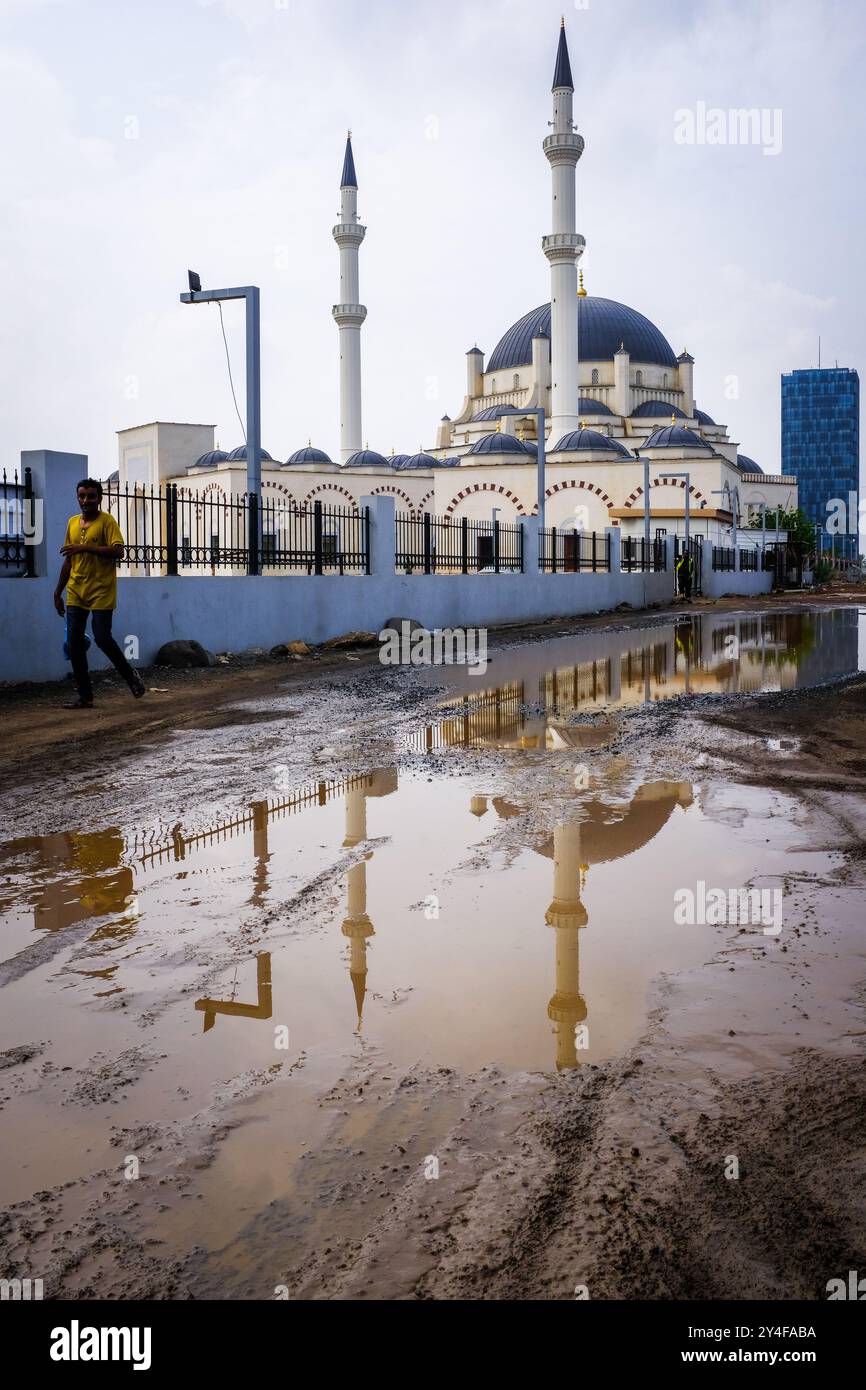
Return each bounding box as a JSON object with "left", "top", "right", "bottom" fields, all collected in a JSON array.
[
  {"left": 542, "top": 21, "right": 585, "bottom": 443},
  {"left": 332, "top": 133, "right": 367, "bottom": 463}
]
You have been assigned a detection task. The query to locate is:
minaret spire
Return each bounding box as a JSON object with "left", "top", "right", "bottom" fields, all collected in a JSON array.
[
  {"left": 332, "top": 131, "right": 367, "bottom": 463},
  {"left": 542, "top": 21, "right": 585, "bottom": 442}
]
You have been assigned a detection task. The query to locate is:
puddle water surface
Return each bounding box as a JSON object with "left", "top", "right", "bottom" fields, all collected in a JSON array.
[{"left": 0, "top": 607, "right": 860, "bottom": 1256}]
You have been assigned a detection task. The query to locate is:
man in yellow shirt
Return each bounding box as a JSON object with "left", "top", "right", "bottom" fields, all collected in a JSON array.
[{"left": 54, "top": 478, "right": 146, "bottom": 708}]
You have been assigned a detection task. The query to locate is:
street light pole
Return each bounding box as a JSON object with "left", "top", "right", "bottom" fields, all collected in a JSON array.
[
  {"left": 180, "top": 282, "right": 262, "bottom": 574},
  {"left": 660, "top": 471, "right": 691, "bottom": 544}
]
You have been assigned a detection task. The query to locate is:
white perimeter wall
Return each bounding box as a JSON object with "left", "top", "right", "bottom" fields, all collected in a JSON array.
[{"left": 0, "top": 450, "right": 771, "bottom": 684}]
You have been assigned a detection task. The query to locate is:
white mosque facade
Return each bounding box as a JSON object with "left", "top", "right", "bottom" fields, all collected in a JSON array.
[{"left": 115, "top": 22, "right": 796, "bottom": 543}]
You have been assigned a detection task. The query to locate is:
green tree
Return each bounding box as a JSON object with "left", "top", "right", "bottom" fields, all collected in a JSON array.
[{"left": 749, "top": 507, "right": 815, "bottom": 559}]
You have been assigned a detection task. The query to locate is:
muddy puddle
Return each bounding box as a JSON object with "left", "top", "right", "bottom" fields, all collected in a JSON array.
[
  {"left": 411, "top": 606, "right": 866, "bottom": 747},
  {"left": 0, "top": 606, "right": 862, "bottom": 1280}
]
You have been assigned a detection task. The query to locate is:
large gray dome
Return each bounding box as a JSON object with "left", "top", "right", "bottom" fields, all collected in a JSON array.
[{"left": 487, "top": 295, "right": 678, "bottom": 373}]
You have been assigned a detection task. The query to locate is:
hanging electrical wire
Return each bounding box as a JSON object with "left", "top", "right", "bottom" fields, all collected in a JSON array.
[{"left": 214, "top": 300, "right": 246, "bottom": 443}]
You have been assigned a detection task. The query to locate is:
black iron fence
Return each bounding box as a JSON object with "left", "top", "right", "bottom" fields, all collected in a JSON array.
[
  {"left": 538, "top": 527, "right": 610, "bottom": 573},
  {"left": 621, "top": 536, "right": 667, "bottom": 572},
  {"left": 1, "top": 466, "right": 34, "bottom": 576},
  {"left": 712, "top": 546, "right": 736, "bottom": 572},
  {"left": 738, "top": 548, "right": 759, "bottom": 572},
  {"left": 394, "top": 511, "right": 524, "bottom": 574},
  {"left": 104, "top": 481, "right": 369, "bottom": 576}
]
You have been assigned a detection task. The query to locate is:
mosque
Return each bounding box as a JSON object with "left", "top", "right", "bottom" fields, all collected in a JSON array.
[{"left": 116, "top": 21, "right": 796, "bottom": 541}]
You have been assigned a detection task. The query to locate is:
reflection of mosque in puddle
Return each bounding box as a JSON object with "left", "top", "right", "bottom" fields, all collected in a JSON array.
[
  {"left": 4, "top": 607, "right": 855, "bottom": 1063},
  {"left": 5, "top": 764, "right": 692, "bottom": 1069},
  {"left": 412, "top": 609, "right": 859, "bottom": 752}
]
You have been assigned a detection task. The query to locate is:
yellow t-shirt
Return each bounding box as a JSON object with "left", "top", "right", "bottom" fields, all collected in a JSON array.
[{"left": 64, "top": 511, "right": 125, "bottom": 611}]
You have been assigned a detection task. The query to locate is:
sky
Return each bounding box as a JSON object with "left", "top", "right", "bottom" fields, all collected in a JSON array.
[{"left": 2, "top": 0, "right": 864, "bottom": 479}]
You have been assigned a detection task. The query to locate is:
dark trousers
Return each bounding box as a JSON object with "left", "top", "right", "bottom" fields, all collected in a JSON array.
[{"left": 67, "top": 606, "right": 136, "bottom": 702}]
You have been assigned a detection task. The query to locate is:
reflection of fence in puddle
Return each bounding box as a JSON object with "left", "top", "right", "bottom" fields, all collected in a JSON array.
[
  {"left": 128, "top": 771, "right": 376, "bottom": 869},
  {"left": 409, "top": 683, "right": 526, "bottom": 751},
  {"left": 542, "top": 656, "right": 617, "bottom": 714}
]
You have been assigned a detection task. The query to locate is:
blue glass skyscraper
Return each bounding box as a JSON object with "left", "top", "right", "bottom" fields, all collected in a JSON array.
[{"left": 781, "top": 367, "right": 860, "bottom": 558}]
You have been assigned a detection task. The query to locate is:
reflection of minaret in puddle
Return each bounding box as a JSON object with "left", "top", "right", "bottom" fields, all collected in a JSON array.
[
  {"left": 545, "top": 822, "right": 588, "bottom": 1071},
  {"left": 342, "top": 783, "right": 375, "bottom": 1030}
]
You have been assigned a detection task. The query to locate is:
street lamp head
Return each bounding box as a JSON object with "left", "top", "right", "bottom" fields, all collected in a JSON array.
[{"left": 187, "top": 269, "right": 202, "bottom": 294}]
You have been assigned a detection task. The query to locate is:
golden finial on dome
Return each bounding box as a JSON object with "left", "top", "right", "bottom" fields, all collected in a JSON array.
[
  {"left": 577, "top": 268, "right": 587, "bottom": 297},
  {"left": 670, "top": 413, "right": 677, "bottom": 425}
]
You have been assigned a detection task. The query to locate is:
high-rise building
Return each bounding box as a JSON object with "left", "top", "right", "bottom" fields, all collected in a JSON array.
[{"left": 781, "top": 367, "right": 860, "bottom": 558}]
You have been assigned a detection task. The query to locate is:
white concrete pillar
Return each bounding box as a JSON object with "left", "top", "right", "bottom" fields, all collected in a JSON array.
[
  {"left": 359, "top": 493, "right": 395, "bottom": 577},
  {"left": 522, "top": 514, "right": 540, "bottom": 574},
  {"left": 23, "top": 449, "right": 88, "bottom": 579},
  {"left": 606, "top": 525, "right": 621, "bottom": 574}
]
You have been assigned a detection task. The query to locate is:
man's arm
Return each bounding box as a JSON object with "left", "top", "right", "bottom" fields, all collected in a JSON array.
[
  {"left": 60, "top": 542, "right": 124, "bottom": 558},
  {"left": 54, "top": 557, "right": 71, "bottom": 615}
]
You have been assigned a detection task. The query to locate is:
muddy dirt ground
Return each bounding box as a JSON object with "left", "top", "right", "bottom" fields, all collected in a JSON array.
[{"left": 1, "top": 586, "right": 865, "bottom": 1300}]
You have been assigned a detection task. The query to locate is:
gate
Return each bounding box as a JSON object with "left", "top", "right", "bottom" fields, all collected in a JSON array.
[{"left": 674, "top": 535, "right": 703, "bottom": 596}]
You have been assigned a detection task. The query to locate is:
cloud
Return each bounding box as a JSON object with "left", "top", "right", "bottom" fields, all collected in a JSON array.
[{"left": 2, "top": 0, "right": 863, "bottom": 482}]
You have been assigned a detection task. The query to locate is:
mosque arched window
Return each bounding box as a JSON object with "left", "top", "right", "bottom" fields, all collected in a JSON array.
[
  {"left": 591, "top": 369, "right": 599, "bottom": 385},
  {"left": 635, "top": 370, "right": 643, "bottom": 387},
  {"left": 513, "top": 373, "right": 520, "bottom": 389},
  {"left": 663, "top": 373, "right": 668, "bottom": 387},
  {"left": 491, "top": 379, "right": 497, "bottom": 393}
]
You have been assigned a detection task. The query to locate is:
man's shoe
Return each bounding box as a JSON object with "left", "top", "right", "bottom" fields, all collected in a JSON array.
[
  {"left": 129, "top": 675, "right": 146, "bottom": 699},
  {"left": 63, "top": 696, "right": 94, "bottom": 709}
]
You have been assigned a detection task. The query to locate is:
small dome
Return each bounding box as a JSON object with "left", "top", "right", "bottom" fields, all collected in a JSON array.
[
  {"left": 399, "top": 452, "right": 438, "bottom": 470},
  {"left": 388, "top": 454, "right": 411, "bottom": 469},
  {"left": 520, "top": 439, "right": 538, "bottom": 455},
  {"left": 431, "top": 455, "right": 461, "bottom": 468},
  {"left": 642, "top": 425, "right": 710, "bottom": 450},
  {"left": 227, "top": 445, "right": 275, "bottom": 462},
  {"left": 106, "top": 469, "right": 120, "bottom": 484},
  {"left": 471, "top": 404, "right": 525, "bottom": 423},
  {"left": 552, "top": 428, "right": 630, "bottom": 455},
  {"left": 283, "top": 445, "right": 333, "bottom": 466},
  {"left": 737, "top": 453, "right": 763, "bottom": 474},
  {"left": 344, "top": 448, "right": 389, "bottom": 468},
  {"left": 694, "top": 407, "right": 716, "bottom": 426},
  {"left": 192, "top": 449, "right": 229, "bottom": 469},
  {"left": 578, "top": 396, "right": 614, "bottom": 416},
  {"left": 468, "top": 432, "right": 532, "bottom": 456},
  {"left": 631, "top": 400, "right": 687, "bottom": 419}
]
